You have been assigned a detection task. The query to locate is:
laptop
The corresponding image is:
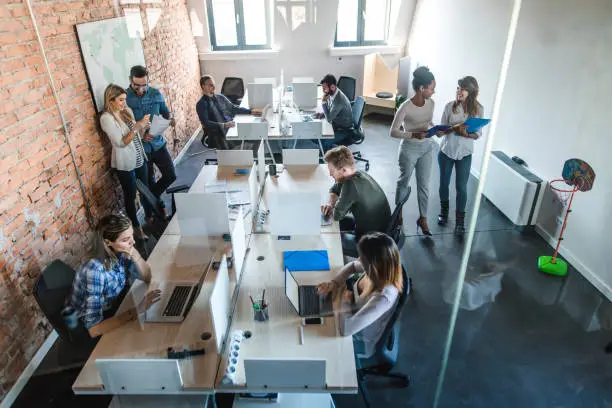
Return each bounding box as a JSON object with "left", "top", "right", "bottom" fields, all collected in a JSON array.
[
  {"left": 285, "top": 269, "right": 333, "bottom": 318},
  {"left": 145, "top": 258, "right": 213, "bottom": 323}
]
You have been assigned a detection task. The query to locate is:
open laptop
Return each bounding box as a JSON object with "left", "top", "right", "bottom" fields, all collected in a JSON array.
[
  {"left": 145, "top": 258, "right": 214, "bottom": 323},
  {"left": 285, "top": 269, "right": 333, "bottom": 318}
]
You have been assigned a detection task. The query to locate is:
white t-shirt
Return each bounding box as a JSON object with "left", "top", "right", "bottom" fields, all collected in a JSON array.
[
  {"left": 389, "top": 98, "right": 435, "bottom": 143},
  {"left": 440, "top": 101, "right": 484, "bottom": 160}
]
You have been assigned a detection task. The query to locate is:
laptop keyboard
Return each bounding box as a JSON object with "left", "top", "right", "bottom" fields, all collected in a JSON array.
[
  {"left": 163, "top": 285, "right": 192, "bottom": 317},
  {"left": 301, "top": 285, "right": 322, "bottom": 316}
]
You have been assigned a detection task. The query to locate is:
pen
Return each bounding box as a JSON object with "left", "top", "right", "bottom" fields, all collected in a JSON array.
[
  {"left": 261, "top": 289, "right": 266, "bottom": 308},
  {"left": 249, "top": 296, "right": 255, "bottom": 307},
  {"left": 298, "top": 325, "right": 304, "bottom": 345}
]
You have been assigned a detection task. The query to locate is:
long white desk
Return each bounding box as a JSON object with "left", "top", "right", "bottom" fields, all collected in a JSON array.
[{"left": 215, "top": 233, "right": 357, "bottom": 393}]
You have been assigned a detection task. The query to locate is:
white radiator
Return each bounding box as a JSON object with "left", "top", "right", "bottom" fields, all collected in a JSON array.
[{"left": 482, "top": 151, "right": 545, "bottom": 226}]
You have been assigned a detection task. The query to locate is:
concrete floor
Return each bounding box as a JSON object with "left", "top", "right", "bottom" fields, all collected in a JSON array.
[{"left": 12, "top": 113, "right": 612, "bottom": 408}]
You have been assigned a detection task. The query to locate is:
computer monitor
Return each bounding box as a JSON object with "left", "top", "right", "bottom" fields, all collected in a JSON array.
[
  {"left": 247, "top": 83, "right": 273, "bottom": 109},
  {"left": 292, "top": 82, "right": 317, "bottom": 109},
  {"left": 291, "top": 121, "right": 322, "bottom": 140},
  {"left": 285, "top": 268, "right": 300, "bottom": 315},
  {"left": 282, "top": 149, "right": 319, "bottom": 166},
  {"left": 268, "top": 191, "right": 320, "bottom": 235},
  {"left": 174, "top": 193, "right": 230, "bottom": 236},
  {"left": 237, "top": 121, "right": 268, "bottom": 140},
  {"left": 216, "top": 149, "right": 254, "bottom": 166},
  {"left": 254, "top": 77, "right": 277, "bottom": 87}
]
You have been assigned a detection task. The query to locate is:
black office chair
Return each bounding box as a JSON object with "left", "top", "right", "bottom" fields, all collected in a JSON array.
[
  {"left": 221, "top": 77, "right": 245, "bottom": 105},
  {"left": 356, "top": 265, "right": 410, "bottom": 408},
  {"left": 386, "top": 187, "right": 411, "bottom": 251},
  {"left": 339, "top": 96, "right": 369, "bottom": 171},
  {"left": 338, "top": 76, "right": 356, "bottom": 102},
  {"left": 136, "top": 180, "right": 191, "bottom": 238}
]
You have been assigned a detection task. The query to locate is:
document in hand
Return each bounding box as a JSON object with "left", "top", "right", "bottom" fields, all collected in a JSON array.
[
  {"left": 149, "top": 115, "right": 171, "bottom": 136},
  {"left": 283, "top": 250, "right": 330, "bottom": 272},
  {"left": 463, "top": 117, "right": 491, "bottom": 133},
  {"left": 425, "top": 125, "right": 452, "bottom": 138}
]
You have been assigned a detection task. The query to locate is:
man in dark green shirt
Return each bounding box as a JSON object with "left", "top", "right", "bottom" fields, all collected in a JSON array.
[{"left": 322, "top": 146, "right": 391, "bottom": 255}]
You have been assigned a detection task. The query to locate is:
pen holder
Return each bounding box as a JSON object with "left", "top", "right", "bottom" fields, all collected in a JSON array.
[{"left": 253, "top": 305, "right": 269, "bottom": 322}]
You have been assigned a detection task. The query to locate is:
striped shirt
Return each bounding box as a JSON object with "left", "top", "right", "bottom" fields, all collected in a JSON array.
[{"left": 126, "top": 120, "right": 146, "bottom": 168}]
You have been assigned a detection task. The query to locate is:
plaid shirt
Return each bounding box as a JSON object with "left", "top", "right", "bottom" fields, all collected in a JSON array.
[{"left": 70, "top": 254, "right": 140, "bottom": 329}]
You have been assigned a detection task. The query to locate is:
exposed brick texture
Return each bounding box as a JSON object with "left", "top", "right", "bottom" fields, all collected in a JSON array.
[{"left": 0, "top": 0, "right": 201, "bottom": 399}]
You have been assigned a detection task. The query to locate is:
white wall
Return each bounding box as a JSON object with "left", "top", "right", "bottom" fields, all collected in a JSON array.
[
  {"left": 408, "top": 0, "right": 612, "bottom": 299},
  {"left": 188, "top": 0, "right": 416, "bottom": 93}
]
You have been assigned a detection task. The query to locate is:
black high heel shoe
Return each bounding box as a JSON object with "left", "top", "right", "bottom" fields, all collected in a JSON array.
[{"left": 416, "top": 217, "right": 432, "bottom": 237}]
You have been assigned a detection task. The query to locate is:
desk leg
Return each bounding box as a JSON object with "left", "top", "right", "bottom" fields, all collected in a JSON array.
[
  {"left": 265, "top": 139, "right": 276, "bottom": 165},
  {"left": 232, "top": 393, "right": 334, "bottom": 407},
  {"left": 293, "top": 139, "right": 298, "bottom": 149},
  {"left": 109, "top": 394, "right": 211, "bottom": 407},
  {"left": 317, "top": 138, "right": 325, "bottom": 157}
]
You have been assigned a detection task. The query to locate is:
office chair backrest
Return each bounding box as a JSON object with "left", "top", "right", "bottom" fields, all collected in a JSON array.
[
  {"left": 386, "top": 187, "right": 411, "bottom": 249},
  {"left": 338, "top": 76, "right": 356, "bottom": 102},
  {"left": 371, "top": 265, "right": 409, "bottom": 370},
  {"left": 33, "top": 259, "right": 77, "bottom": 342},
  {"left": 347, "top": 96, "right": 366, "bottom": 145},
  {"left": 221, "top": 77, "right": 245, "bottom": 104},
  {"left": 136, "top": 179, "right": 166, "bottom": 220}
]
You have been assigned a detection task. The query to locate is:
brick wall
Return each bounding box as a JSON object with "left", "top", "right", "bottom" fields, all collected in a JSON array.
[{"left": 0, "top": 0, "right": 201, "bottom": 399}]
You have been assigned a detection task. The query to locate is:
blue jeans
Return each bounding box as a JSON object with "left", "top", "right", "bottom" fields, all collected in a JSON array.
[
  {"left": 115, "top": 164, "right": 151, "bottom": 227},
  {"left": 438, "top": 152, "right": 472, "bottom": 212},
  {"left": 321, "top": 128, "right": 354, "bottom": 151}
]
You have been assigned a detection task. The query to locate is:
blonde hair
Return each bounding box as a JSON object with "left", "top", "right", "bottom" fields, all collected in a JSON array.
[
  {"left": 358, "top": 232, "right": 403, "bottom": 293},
  {"left": 103, "top": 84, "right": 135, "bottom": 126},
  {"left": 323, "top": 146, "right": 354, "bottom": 169}
]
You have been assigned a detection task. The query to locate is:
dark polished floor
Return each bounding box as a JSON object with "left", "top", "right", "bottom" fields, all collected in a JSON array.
[{"left": 11, "top": 113, "right": 612, "bottom": 408}]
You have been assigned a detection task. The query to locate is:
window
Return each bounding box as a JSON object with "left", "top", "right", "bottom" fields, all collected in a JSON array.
[
  {"left": 207, "top": 0, "right": 271, "bottom": 50},
  {"left": 335, "top": 0, "right": 391, "bottom": 47}
]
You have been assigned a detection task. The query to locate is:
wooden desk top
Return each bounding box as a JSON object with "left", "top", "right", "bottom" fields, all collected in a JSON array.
[
  {"left": 215, "top": 233, "right": 357, "bottom": 392},
  {"left": 260, "top": 164, "right": 339, "bottom": 234},
  {"left": 73, "top": 234, "right": 237, "bottom": 393}
]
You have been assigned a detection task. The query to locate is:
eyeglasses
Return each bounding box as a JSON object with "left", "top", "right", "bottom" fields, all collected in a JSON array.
[{"left": 131, "top": 82, "right": 148, "bottom": 89}]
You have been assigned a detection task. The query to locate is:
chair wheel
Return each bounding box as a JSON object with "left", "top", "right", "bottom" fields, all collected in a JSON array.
[{"left": 365, "top": 163, "right": 370, "bottom": 171}]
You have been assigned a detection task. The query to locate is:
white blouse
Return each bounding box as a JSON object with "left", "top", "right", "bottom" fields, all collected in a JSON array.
[
  {"left": 100, "top": 110, "right": 146, "bottom": 171},
  {"left": 439, "top": 101, "right": 484, "bottom": 160}
]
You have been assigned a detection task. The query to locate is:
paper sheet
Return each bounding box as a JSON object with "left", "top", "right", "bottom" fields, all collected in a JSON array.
[{"left": 149, "top": 114, "right": 171, "bottom": 136}]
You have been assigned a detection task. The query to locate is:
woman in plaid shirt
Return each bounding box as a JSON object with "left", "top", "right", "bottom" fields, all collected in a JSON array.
[{"left": 71, "top": 214, "right": 161, "bottom": 337}]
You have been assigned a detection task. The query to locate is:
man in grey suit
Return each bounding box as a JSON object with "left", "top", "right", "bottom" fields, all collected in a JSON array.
[{"left": 320, "top": 74, "right": 355, "bottom": 150}]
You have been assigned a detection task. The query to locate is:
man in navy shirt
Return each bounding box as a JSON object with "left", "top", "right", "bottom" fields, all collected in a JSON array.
[
  {"left": 126, "top": 66, "right": 176, "bottom": 219},
  {"left": 196, "top": 75, "right": 252, "bottom": 149}
]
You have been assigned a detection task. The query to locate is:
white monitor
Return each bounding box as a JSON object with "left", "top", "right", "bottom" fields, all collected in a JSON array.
[
  {"left": 237, "top": 121, "right": 268, "bottom": 140},
  {"left": 247, "top": 83, "right": 273, "bottom": 109},
  {"left": 254, "top": 77, "right": 277, "bottom": 87},
  {"left": 174, "top": 193, "right": 230, "bottom": 236},
  {"left": 282, "top": 149, "right": 319, "bottom": 166},
  {"left": 292, "top": 82, "right": 317, "bottom": 109},
  {"left": 268, "top": 191, "right": 320, "bottom": 235},
  {"left": 216, "top": 150, "right": 254, "bottom": 167},
  {"left": 291, "top": 121, "right": 322, "bottom": 140},
  {"left": 285, "top": 268, "right": 300, "bottom": 314},
  {"left": 292, "top": 77, "right": 314, "bottom": 83},
  {"left": 210, "top": 256, "right": 231, "bottom": 353}
]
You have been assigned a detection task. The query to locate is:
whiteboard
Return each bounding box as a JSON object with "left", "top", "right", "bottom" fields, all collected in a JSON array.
[{"left": 76, "top": 16, "right": 146, "bottom": 112}]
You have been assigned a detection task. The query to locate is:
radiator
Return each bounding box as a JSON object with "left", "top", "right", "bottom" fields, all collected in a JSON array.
[{"left": 482, "top": 151, "right": 545, "bottom": 226}]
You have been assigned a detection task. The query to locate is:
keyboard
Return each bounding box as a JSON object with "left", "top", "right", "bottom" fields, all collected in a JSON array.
[
  {"left": 300, "top": 285, "right": 323, "bottom": 317},
  {"left": 163, "top": 285, "right": 192, "bottom": 317}
]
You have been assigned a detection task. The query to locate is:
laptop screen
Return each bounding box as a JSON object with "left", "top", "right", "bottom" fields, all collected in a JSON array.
[{"left": 284, "top": 269, "right": 300, "bottom": 315}]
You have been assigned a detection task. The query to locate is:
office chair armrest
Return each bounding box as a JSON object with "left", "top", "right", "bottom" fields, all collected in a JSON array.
[{"left": 167, "top": 184, "right": 190, "bottom": 194}]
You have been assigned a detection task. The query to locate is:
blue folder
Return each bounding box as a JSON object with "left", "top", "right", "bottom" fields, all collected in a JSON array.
[
  {"left": 425, "top": 125, "right": 452, "bottom": 138},
  {"left": 283, "top": 250, "right": 330, "bottom": 272},
  {"left": 463, "top": 117, "right": 491, "bottom": 133}
]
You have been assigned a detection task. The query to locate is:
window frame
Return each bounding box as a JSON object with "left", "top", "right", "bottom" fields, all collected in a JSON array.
[
  {"left": 207, "top": 0, "right": 272, "bottom": 51},
  {"left": 334, "top": 0, "right": 391, "bottom": 48}
]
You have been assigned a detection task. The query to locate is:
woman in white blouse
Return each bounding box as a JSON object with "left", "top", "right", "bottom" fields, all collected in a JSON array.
[
  {"left": 390, "top": 66, "right": 437, "bottom": 236},
  {"left": 100, "top": 84, "right": 151, "bottom": 240},
  {"left": 437, "top": 76, "right": 483, "bottom": 235},
  {"left": 317, "top": 232, "right": 403, "bottom": 359}
]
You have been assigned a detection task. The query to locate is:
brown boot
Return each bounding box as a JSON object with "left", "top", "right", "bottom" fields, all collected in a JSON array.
[
  {"left": 416, "top": 216, "right": 432, "bottom": 236},
  {"left": 454, "top": 211, "right": 465, "bottom": 235}
]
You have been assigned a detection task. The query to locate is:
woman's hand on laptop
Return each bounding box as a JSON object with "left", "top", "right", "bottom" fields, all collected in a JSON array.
[
  {"left": 317, "top": 281, "right": 337, "bottom": 297},
  {"left": 137, "top": 289, "right": 162, "bottom": 314}
]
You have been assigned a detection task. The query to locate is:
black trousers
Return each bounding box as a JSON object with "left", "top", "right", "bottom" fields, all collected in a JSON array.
[{"left": 147, "top": 144, "right": 177, "bottom": 205}]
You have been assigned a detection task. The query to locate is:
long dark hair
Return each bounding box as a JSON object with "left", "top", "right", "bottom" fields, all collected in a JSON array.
[
  {"left": 453, "top": 76, "right": 481, "bottom": 117},
  {"left": 357, "top": 232, "right": 403, "bottom": 293},
  {"left": 92, "top": 214, "right": 132, "bottom": 268}
]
